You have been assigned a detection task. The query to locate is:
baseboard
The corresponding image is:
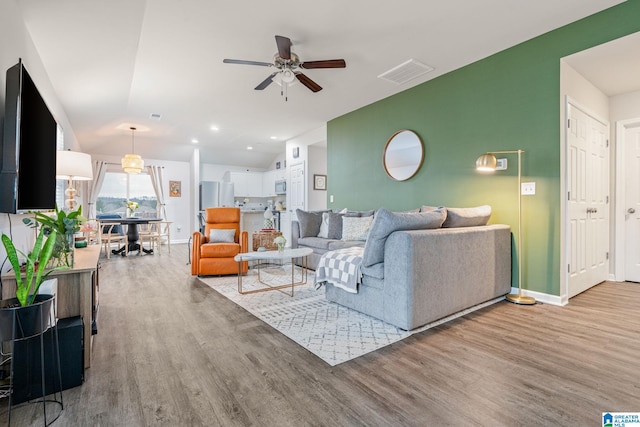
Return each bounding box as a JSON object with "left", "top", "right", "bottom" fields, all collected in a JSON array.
[{"left": 509, "top": 287, "right": 565, "bottom": 306}]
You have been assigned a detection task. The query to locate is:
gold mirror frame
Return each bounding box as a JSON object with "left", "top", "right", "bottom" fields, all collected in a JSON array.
[{"left": 382, "top": 130, "right": 424, "bottom": 181}]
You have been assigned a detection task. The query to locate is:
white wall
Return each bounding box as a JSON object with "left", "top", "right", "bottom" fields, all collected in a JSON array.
[
  {"left": 0, "top": 1, "right": 78, "bottom": 274},
  {"left": 285, "top": 125, "right": 327, "bottom": 212},
  {"left": 308, "top": 145, "right": 327, "bottom": 211},
  {"left": 610, "top": 89, "right": 640, "bottom": 123}
]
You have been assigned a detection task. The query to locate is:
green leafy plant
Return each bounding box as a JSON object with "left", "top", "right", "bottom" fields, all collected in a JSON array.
[
  {"left": 23, "top": 205, "right": 85, "bottom": 236},
  {"left": 22, "top": 205, "right": 86, "bottom": 267},
  {"left": 1, "top": 228, "right": 57, "bottom": 306}
]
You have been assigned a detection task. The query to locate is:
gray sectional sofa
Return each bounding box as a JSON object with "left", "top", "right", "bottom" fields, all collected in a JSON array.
[{"left": 291, "top": 206, "right": 512, "bottom": 330}]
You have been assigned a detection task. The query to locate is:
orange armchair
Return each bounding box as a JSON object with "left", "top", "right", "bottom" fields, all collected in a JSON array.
[{"left": 191, "top": 207, "right": 248, "bottom": 276}]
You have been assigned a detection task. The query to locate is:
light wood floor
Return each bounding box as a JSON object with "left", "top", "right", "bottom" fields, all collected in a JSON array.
[{"left": 2, "top": 243, "right": 639, "bottom": 426}]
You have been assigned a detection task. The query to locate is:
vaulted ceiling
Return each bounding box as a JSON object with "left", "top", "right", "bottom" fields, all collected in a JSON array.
[{"left": 17, "top": 0, "right": 626, "bottom": 168}]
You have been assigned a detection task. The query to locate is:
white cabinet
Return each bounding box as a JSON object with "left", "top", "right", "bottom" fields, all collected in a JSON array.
[
  {"left": 228, "top": 171, "right": 262, "bottom": 197},
  {"left": 225, "top": 169, "right": 286, "bottom": 198},
  {"left": 262, "top": 170, "right": 276, "bottom": 197}
]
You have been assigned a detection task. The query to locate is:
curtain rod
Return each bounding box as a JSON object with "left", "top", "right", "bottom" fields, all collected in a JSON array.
[{"left": 103, "top": 162, "right": 164, "bottom": 168}]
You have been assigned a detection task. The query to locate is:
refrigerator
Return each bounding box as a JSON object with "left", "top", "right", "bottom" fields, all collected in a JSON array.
[{"left": 199, "top": 181, "right": 234, "bottom": 210}]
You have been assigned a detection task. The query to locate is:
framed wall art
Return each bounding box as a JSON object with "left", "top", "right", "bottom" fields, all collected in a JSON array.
[
  {"left": 313, "top": 174, "right": 327, "bottom": 190},
  {"left": 169, "top": 180, "right": 181, "bottom": 197}
]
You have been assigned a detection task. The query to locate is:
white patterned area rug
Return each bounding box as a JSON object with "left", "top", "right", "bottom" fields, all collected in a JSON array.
[{"left": 199, "top": 267, "right": 501, "bottom": 366}]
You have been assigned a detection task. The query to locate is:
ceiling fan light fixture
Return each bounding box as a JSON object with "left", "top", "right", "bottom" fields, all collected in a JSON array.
[{"left": 281, "top": 69, "right": 296, "bottom": 84}]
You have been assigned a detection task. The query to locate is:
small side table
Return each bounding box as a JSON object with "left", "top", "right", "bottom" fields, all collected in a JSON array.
[{"left": 252, "top": 230, "right": 283, "bottom": 251}]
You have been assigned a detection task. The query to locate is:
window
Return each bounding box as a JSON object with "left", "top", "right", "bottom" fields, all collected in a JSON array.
[{"left": 96, "top": 172, "right": 157, "bottom": 216}]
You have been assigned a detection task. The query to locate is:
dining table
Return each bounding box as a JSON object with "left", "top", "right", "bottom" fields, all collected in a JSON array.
[{"left": 101, "top": 217, "right": 163, "bottom": 256}]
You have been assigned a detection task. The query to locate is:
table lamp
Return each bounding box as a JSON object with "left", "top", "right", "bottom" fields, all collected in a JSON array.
[{"left": 56, "top": 150, "right": 93, "bottom": 211}]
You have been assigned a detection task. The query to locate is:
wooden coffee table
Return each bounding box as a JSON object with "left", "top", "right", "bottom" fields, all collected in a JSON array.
[{"left": 234, "top": 247, "right": 313, "bottom": 296}]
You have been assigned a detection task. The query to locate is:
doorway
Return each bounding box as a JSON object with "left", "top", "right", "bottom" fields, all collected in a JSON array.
[{"left": 615, "top": 118, "right": 640, "bottom": 282}]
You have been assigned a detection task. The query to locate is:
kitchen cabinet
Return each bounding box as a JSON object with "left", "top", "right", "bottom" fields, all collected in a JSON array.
[
  {"left": 225, "top": 169, "right": 286, "bottom": 198},
  {"left": 262, "top": 170, "right": 277, "bottom": 197},
  {"left": 227, "top": 171, "right": 263, "bottom": 197}
]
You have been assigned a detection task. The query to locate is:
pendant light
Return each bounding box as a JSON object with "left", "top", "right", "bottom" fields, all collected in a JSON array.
[{"left": 121, "top": 126, "right": 144, "bottom": 174}]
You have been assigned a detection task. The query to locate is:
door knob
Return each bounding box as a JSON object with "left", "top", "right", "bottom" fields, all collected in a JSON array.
[{"left": 629, "top": 208, "right": 637, "bottom": 214}]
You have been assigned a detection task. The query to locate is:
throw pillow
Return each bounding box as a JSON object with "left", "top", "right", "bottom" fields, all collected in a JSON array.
[
  {"left": 327, "top": 212, "right": 344, "bottom": 239},
  {"left": 209, "top": 228, "right": 236, "bottom": 243},
  {"left": 296, "top": 209, "right": 323, "bottom": 238},
  {"left": 341, "top": 216, "right": 374, "bottom": 241},
  {"left": 442, "top": 205, "right": 492, "bottom": 228},
  {"left": 362, "top": 207, "right": 446, "bottom": 267},
  {"left": 317, "top": 212, "right": 330, "bottom": 238}
]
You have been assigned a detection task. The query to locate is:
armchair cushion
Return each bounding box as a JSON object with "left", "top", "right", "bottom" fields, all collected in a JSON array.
[
  {"left": 201, "top": 242, "right": 241, "bottom": 258},
  {"left": 209, "top": 229, "right": 236, "bottom": 243}
]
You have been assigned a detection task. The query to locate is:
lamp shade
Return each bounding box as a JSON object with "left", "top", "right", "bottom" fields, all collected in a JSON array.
[
  {"left": 56, "top": 150, "right": 93, "bottom": 180},
  {"left": 121, "top": 154, "right": 144, "bottom": 174},
  {"left": 475, "top": 153, "right": 497, "bottom": 172}
]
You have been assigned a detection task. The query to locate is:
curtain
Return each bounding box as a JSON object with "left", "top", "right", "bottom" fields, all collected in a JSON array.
[
  {"left": 148, "top": 165, "right": 167, "bottom": 219},
  {"left": 86, "top": 160, "right": 108, "bottom": 219}
]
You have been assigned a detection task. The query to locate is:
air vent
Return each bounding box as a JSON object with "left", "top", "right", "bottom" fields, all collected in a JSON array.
[
  {"left": 150, "top": 113, "right": 162, "bottom": 120},
  {"left": 378, "top": 59, "right": 434, "bottom": 85}
]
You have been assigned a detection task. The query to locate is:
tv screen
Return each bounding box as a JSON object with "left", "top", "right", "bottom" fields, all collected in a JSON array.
[{"left": 0, "top": 60, "right": 57, "bottom": 213}]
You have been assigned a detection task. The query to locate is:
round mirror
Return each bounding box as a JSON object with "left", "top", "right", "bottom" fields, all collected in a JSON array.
[{"left": 383, "top": 130, "right": 424, "bottom": 181}]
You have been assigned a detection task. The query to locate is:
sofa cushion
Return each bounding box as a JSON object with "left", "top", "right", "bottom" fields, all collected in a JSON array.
[
  {"left": 298, "top": 236, "right": 334, "bottom": 250},
  {"left": 442, "top": 205, "right": 491, "bottom": 228},
  {"left": 341, "top": 216, "right": 374, "bottom": 241},
  {"left": 209, "top": 228, "right": 235, "bottom": 243},
  {"left": 344, "top": 209, "right": 376, "bottom": 217},
  {"left": 296, "top": 209, "right": 323, "bottom": 237},
  {"left": 361, "top": 262, "right": 384, "bottom": 280},
  {"left": 362, "top": 207, "right": 446, "bottom": 267},
  {"left": 328, "top": 240, "right": 365, "bottom": 250},
  {"left": 201, "top": 242, "right": 240, "bottom": 257}
]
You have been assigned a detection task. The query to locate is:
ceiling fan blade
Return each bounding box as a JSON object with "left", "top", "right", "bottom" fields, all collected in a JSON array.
[
  {"left": 275, "top": 35, "right": 291, "bottom": 60},
  {"left": 300, "top": 59, "right": 346, "bottom": 69},
  {"left": 223, "top": 59, "right": 273, "bottom": 67},
  {"left": 255, "top": 72, "right": 278, "bottom": 90},
  {"left": 295, "top": 73, "right": 323, "bottom": 93}
]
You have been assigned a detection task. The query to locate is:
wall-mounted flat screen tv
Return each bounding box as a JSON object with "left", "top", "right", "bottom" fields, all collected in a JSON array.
[{"left": 0, "top": 59, "right": 57, "bottom": 213}]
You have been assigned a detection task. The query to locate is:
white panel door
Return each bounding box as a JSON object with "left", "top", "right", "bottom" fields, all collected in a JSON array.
[
  {"left": 289, "top": 162, "right": 305, "bottom": 215},
  {"left": 624, "top": 126, "right": 640, "bottom": 282},
  {"left": 567, "top": 103, "right": 609, "bottom": 298}
]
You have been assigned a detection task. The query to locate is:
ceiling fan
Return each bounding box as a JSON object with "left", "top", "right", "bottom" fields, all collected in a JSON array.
[{"left": 223, "top": 35, "right": 346, "bottom": 100}]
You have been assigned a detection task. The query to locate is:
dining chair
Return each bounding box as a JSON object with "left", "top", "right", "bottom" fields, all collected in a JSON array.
[
  {"left": 138, "top": 222, "right": 160, "bottom": 255},
  {"left": 96, "top": 218, "right": 128, "bottom": 259}
]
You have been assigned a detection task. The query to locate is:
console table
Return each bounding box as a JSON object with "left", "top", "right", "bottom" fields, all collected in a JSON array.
[{"left": 1, "top": 244, "right": 100, "bottom": 369}]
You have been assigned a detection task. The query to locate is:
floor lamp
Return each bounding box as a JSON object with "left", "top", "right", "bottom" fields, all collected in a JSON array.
[
  {"left": 56, "top": 150, "right": 93, "bottom": 211},
  {"left": 476, "top": 150, "right": 535, "bottom": 305}
]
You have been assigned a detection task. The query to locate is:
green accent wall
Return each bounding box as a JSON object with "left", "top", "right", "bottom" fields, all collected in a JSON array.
[{"left": 327, "top": 1, "right": 640, "bottom": 296}]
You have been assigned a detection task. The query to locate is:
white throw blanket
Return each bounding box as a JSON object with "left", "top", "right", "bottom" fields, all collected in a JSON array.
[{"left": 314, "top": 246, "right": 364, "bottom": 294}]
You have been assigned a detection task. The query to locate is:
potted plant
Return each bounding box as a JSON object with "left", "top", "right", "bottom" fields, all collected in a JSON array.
[
  {"left": 0, "top": 228, "right": 58, "bottom": 339},
  {"left": 23, "top": 205, "right": 85, "bottom": 268},
  {"left": 274, "top": 235, "right": 286, "bottom": 253}
]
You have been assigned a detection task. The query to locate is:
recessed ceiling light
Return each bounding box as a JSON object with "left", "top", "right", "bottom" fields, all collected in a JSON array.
[
  {"left": 210, "top": 125, "right": 219, "bottom": 131},
  {"left": 270, "top": 136, "right": 277, "bottom": 140},
  {"left": 191, "top": 139, "right": 199, "bottom": 144},
  {"left": 247, "top": 146, "right": 253, "bottom": 150}
]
